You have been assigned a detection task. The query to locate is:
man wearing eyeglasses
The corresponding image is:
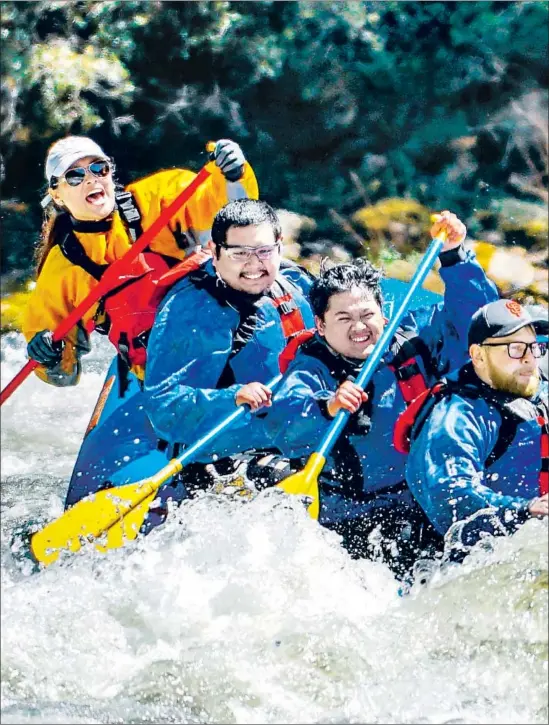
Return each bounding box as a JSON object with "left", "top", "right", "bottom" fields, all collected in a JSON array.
[
  {"left": 135, "top": 199, "right": 314, "bottom": 525},
  {"left": 405, "top": 298, "right": 549, "bottom": 557}
]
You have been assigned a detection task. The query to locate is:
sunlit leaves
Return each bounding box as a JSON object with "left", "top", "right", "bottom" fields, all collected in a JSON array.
[
  {"left": 0, "top": 0, "right": 547, "bottom": 278},
  {"left": 28, "top": 40, "right": 134, "bottom": 130}
]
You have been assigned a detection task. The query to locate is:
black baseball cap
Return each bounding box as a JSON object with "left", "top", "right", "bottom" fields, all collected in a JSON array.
[{"left": 468, "top": 299, "right": 549, "bottom": 347}]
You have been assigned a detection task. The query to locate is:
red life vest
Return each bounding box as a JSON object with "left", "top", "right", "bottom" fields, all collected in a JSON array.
[
  {"left": 99, "top": 248, "right": 211, "bottom": 368},
  {"left": 393, "top": 381, "right": 446, "bottom": 455},
  {"left": 59, "top": 192, "right": 310, "bottom": 381},
  {"left": 98, "top": 250, "right": 308, "bottom": 371},
  {"left": 279, "top": 329, "right": 316, "bottom": 373},
  {"left": 538, "top": 411, "right": 549, "bottom": 495}
]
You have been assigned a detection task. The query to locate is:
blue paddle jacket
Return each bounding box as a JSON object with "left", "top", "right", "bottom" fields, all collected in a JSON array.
[
  {"left": 405, "top": 363, "right": 548, "bottom": 540},
  {"left": 144, "top": 258, "right": 314, "bottom": 460},
  {"left": 262, "top": 245, "right": 498, "bottom": 525}
]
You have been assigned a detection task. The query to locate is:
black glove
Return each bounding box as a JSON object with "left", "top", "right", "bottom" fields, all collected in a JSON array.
[
  {"left": 214, "top": 139, "right": 246, "bottom": 182},
  {"left": 27, "top": 330, "right": 64, "bottom": 367}
]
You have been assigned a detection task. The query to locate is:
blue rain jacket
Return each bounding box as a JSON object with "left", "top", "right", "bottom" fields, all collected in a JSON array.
[
  {"left": 406, "top": 366, "right": 548, "bottom": 539},
  {"left": 263, "top": 245, "right": 498, "bottom": 525},
  {"left": 144, "top": 259, "right": 314, "bottom": 460}
]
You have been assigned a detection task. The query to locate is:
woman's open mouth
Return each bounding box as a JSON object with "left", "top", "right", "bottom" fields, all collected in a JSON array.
[{"left": 86, "top": 189, "right": 106, "bottom": 205}]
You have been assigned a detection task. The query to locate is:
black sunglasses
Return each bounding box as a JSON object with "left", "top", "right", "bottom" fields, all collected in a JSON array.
[
  {"left": 50, "top": 159, "right": 113, "bottom": 189},
  {"left": 480, "top": 341, "right": 547, "bottom": 359}
]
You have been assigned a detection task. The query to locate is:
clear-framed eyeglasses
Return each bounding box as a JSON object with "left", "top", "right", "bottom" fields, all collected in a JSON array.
[{"left": 219, "top": 242, "right": 280, "bottom": 262}]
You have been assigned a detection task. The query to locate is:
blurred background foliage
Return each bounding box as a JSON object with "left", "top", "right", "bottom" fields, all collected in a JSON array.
[{"left": 1, "top": 0, "right": 548, "bottom": 329}]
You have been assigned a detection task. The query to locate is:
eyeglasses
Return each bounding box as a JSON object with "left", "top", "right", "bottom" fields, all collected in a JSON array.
[
  {"left": 219, "top": 242, "right": 280, "bottom": 262},
  {"left": 50, "top": 160, "right": 112, "bottom": 189},
  {"left": 481, "top": 341, "right": 548, "bottom": 359}
]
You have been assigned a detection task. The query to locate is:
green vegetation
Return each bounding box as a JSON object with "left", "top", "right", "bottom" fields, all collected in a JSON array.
[{"left": 1, "top": 1, "right": 547, "bottom": 304}]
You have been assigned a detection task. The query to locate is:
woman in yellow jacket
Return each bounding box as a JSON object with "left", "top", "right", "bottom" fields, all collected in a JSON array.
[{"left": 22, "top": 135, "right": 258, "bottom": 386}]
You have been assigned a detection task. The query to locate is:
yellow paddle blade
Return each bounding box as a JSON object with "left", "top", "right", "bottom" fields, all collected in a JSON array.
[
  {"left": 275, "top": 452, "right": 326, "bottom": 521},
  {"left": 93, "top": 491, "right": 158, "bottom": 553},
  {"left": 30, "top": 458, "right": 183, "bottom": 566}
]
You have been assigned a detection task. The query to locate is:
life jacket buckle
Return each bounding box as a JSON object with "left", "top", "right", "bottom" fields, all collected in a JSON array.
[
  {"left": 116, "top": 190, "right": 141, "bottom": 224},
  {"left": 393, "top": 360, "right": 421, "bottom": 382},
  {"left": 133, "top": 329, "right": 151, "bottom": 350},
  {"left": 276, "top": 298, "right": 297, "bottom": 316}
]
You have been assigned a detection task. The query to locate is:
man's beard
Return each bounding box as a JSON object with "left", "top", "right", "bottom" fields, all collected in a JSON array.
[{"left": 486, "top": 358, "right": 540, "bottom": 398}]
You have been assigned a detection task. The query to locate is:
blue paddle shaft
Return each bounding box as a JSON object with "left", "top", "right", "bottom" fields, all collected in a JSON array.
[
  {"left": 174, "top": 374, "right": 282, "bottom": 468},
  {"left": 317, "top": 235, "right": 445, "bottom": 458}
]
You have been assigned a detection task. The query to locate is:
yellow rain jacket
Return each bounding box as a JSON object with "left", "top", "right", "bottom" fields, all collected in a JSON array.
[{"left": 22, "top": 160, "right": 258, "bottom": 386}]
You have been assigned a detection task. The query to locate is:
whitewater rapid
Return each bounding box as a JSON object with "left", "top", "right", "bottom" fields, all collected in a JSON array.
[{"left": 1, "top": 331, "right": 547, "bottom": 724}]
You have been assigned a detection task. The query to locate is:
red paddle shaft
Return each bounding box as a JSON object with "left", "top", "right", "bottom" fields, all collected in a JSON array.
[{"left": 0, "top": 165, "right": 212, "bottom": 406}]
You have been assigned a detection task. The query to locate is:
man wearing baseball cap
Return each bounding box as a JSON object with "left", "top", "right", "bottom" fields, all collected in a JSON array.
[{"left": 404, "top": 298, "right": 548, "bottom": 560}]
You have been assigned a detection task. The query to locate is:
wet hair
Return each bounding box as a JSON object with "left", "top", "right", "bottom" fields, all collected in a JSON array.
[
  {"left": 309, "top": 258, "right": 384, "bottom": 319},
  {"left": 211, "top": 199, "right": 282, "bottom": 255}
]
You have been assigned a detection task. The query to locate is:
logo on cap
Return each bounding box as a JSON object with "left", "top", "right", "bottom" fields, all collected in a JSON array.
[{"left": 505, "top": 300, "right": 522, "bottom": 318}]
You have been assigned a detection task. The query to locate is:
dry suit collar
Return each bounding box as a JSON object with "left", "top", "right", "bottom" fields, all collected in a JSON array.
[{"left": 70, "top": 216, "right": 113, "bottom": 234}]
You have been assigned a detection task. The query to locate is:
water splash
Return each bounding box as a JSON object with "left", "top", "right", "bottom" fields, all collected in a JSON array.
[{"left": 1, "top": 332, "right": 547, "bottom": 724}]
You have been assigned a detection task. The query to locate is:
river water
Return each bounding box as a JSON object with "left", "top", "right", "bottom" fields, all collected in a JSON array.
[{"left": 1, "top": 331, "right": 547, "bottom": 724}]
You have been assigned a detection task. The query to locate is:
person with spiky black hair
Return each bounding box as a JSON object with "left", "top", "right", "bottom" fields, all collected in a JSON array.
[{"left": 258, "top": 212, "right": 499, "bottom": 577}]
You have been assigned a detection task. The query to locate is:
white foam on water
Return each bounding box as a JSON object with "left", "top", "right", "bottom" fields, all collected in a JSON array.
[
  {"left": 1, "top": 332, "right": 110, "bottom": 478},
  {"left": 1, "top": 332, "right": 548, "bottom": 724}
]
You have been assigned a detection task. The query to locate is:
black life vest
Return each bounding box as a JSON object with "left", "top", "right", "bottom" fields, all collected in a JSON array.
[
  {"left": 394, "top": 364, "right": 549, "bottom": 494},
  {"left": 154, "top": 266, "right": 309, "bottom": 458},
  {"left": 279, "top": 328, "right": 434, "bottom": 409},
  {"left": 277, "top": 330, "right": 433, "bottom": 502}
]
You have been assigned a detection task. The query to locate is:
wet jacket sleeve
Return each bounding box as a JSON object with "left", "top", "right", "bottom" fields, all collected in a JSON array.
[
  {"left": 265, "top": 361, "right": 334, "bottom": 457},
  {"left": 143, "top": 285, "right": 244, "bottom": 445},
  {"left": 405, "top": 397, "right": 531, "bottom": 535},
  {"left": 401, "top": 245, "right": 499, "bottom": 376},
  {"left": 280, "top": 263, "right": 315, "bottom": 297},
  {"left": 184, "top": 161, "right": 259, "bottom": 246},
  {"left": 438, "top": 243, "right": 499, "bottom": 343},
  {"left": 129, "top": 161, "right": 259, "bottom": 250},
  {"left": 21, "top": 248, "right": 93, "bottom": 386}
]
